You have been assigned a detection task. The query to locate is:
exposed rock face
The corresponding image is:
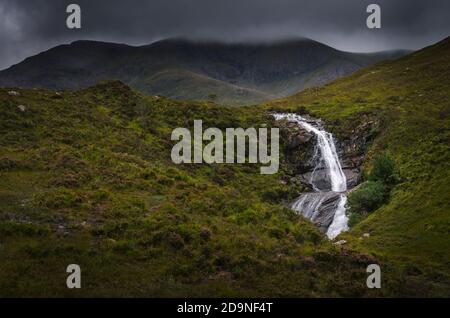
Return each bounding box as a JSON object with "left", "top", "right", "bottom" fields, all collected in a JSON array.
[
  {"left": 343, "top": 168, "right": 360, "bottom": 189},
  {"left": 292, "top": 192, "right": 342, "bottom": 232},
  {"left": 277, "top": 113, "right": 378, "bottom": 193},
  {"left": 279, "top": 117, "right": 318, "bottom": 177},
  {"left": 335, "top": 113, "right": 381, "bottom": 187},
  {"left": 275, "top": 112, "right": 378, "bottom": 237}
]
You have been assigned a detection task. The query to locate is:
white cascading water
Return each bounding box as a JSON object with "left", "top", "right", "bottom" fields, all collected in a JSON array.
[
  {"left": 326, "top": 195, "right": 348, "bottom": 239},
  {"left": 273, "top": 113, "right": 349, "bottom": 239}
]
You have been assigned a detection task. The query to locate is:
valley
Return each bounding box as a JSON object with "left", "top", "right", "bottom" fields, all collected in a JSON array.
[{"left": 0, "top": 36, "right": 449, "bottom": 297}]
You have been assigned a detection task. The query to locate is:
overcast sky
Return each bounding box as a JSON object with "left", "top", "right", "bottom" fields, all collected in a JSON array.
[{"left": 0, "top": 0, "right": 449, "bottom": 70}]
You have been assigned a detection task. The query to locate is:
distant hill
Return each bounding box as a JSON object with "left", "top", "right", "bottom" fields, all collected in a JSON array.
[{"left": 0, "top": 38, "right": 409, "bottom": 105}]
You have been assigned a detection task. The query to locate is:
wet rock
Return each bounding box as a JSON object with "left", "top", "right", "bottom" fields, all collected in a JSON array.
[
  {"left": 333, "top": 240, "right": 347, "bottom": 246},
  {"left": 279, "top": 124, "right": 317, "bottom": 174},
  {"left": 343, "top": 168, "right": 360, "bottom": 189},
  {"left": 311, "top": 169, "right": 332, "bottom": 191},
  {"left": 17, "top": 105, "right": 26, "bottom": 112},
  {"left": 282, "top": 125, "right": 315, "bottom": 149},
  {"left": 311, "top": 193, "right": 342, "bottom": 232},
  {"left": 298, "top": 169, "right": 333, "bottom": 191},
  {"left": 293, "top": 192, "right": 341, "bottom": 232}
]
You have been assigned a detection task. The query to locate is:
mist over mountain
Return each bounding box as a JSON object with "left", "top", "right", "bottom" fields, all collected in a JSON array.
[{"left": 0, "top": 38, "right": 409, "bottom": 104}]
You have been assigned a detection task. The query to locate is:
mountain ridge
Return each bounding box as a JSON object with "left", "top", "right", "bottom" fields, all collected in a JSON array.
[{"left": 0, "top": 38, "right": 409, "bottom": 105}]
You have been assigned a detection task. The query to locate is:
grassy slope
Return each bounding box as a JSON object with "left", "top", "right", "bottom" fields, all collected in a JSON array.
[
  {"left": 0, "top": 37, "right": 448, "bottom": 297},
  {"left": 138, "top": 68, "right": 272, "bottom": 105},
  {"left": 1, "top": 81, "right": 391, "bottom": 297},
  {"left": 266, "top": 37, "right": 450, "bottom": 295}
]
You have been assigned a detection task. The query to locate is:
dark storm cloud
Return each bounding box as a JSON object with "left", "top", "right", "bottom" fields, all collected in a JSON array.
[{"left": 0, "top": 0, "right": 449, "bottom": 69}]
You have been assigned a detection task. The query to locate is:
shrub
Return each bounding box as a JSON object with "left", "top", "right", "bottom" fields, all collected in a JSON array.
[
  {"left": 262, "top": 186, "right": 291, "bottom": 202},
  {"left": 347, "top": 181, "right": 386, "bottom": 215},
  {"left": 369, "top": 154, "right": 396, "bottom": 185},
  {"left": 348, "top": 212, "right": 365, "bottom": 228}
]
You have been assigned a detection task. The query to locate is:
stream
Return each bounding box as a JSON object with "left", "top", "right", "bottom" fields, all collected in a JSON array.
[{"left": 274, "top": 113, "right": 349, "bottom": 239}]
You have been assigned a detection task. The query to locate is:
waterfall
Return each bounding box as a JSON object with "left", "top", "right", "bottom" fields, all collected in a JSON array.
[
  {"left": 274, "top": 113, "right": 349, "bottom": 239},
  {"left": 326, "top": 195, "right": 348, "bottom": 239}
]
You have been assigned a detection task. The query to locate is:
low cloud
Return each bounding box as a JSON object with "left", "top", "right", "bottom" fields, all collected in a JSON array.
[{"left": 0, "top": 0, "right": 449, "bottom": 69}]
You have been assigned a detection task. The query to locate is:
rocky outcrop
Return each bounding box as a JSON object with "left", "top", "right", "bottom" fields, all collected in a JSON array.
[
  {"left": 277, "top": 113, "right": 378, "bottom": 192},
  {"left": 278, "top": 116, "right": 318, "bottom": 177},
  {"left": 275, "top": 112, "right": 379, "bottom": 237},
  {"left": 335, "top": 113, "right": 381, "bottom": 188},
  {"left": 307, "top": 192, "right": 342, "bottom": 232}
]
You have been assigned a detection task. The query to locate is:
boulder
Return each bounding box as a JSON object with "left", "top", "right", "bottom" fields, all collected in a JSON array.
[
  {"left": 284, "top": 128, "right": 314, "bottom": 150},
  {"left": 299, "top": 169, "right": 333, "bottom": 191},
  {"left": 311, "top": 192, "right": 342, "bottom": 232},
  {"left": 8, "top": 90, "right": 20, "bottom": 97},
  {"left": 293, "top": 192, "right": 341, "bottom": 232}
]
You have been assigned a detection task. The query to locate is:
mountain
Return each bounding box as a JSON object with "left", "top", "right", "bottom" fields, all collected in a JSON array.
[{"left": 0, "top": 38, "right": 409, "bottom": 105}]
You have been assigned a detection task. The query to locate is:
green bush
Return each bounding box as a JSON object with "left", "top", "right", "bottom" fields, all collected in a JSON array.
[
  {"left": 369, "top": 154, "right": 396, "bottom": 185},
  {"left": 348, "top": 212, "right": 365, "bottom": 228},
  {"left": 347, "top": 154, "right": 398, "bottom": 227},
  {"left": 347, "top": 181, "right": 386, "bottom": 215}
]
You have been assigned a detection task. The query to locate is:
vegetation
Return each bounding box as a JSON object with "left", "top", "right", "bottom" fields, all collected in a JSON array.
[
  {"left": 0, "top": 36, "right": 448, "bottom": 297},
  {"left": 0, "top": 81, "right": 388, "bottom": 297},
  {"left": 348, "top": 181, "right": 386, "bottom": 218},
  {"left": 265, "top": 37, "right": 450, "bottom": 296},
  {"left": 368, "top": 154, "right": 397, "bottom": 185},
  {"left": 347, "top": 154, "right": 397, "bottom": 227}
]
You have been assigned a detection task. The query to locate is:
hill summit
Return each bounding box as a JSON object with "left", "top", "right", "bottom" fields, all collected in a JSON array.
[{"left": 0, "top": 38, "right": 408, "bottom": 105}]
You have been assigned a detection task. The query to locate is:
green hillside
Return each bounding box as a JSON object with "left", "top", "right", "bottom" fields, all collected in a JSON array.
[
  {"left": 0, "top": 81, "right": 390, "bottom": 297},
  {"left": 0, "top": 37, "right": 448, "bottom": 297},
  {"left": 266, "top": 36, "right": 450, "bottom": 295},
  {"left": 137, "top": 68, "right": 272, "bottom": 104}
]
